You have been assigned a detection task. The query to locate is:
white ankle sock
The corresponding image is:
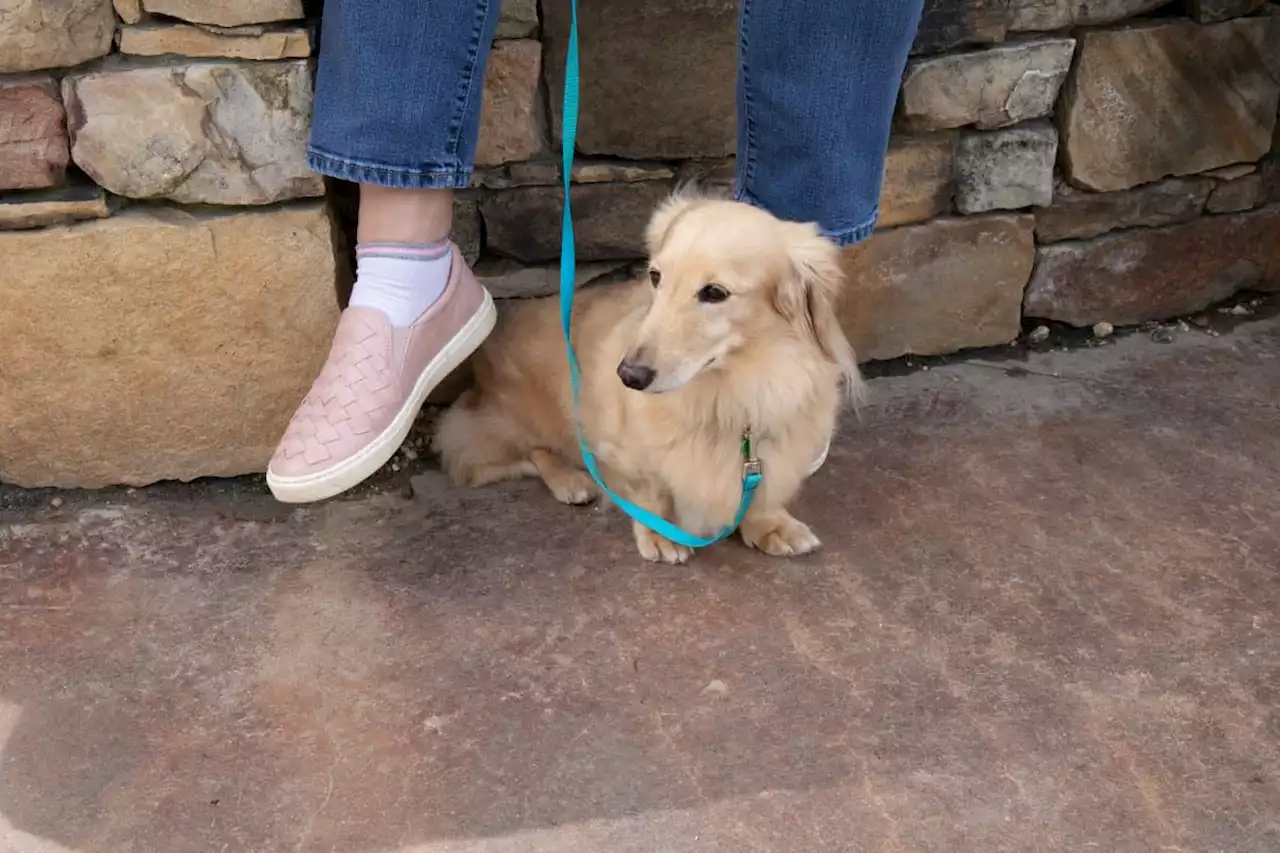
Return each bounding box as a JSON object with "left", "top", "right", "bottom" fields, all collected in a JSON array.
[{"left": 348, "top": 240, "right": 453, "bottom": 326}]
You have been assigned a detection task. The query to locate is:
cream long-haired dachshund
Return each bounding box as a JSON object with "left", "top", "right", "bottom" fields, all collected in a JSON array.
[{"left": 433, "top": 193, "right": 863, "bottom": 563}]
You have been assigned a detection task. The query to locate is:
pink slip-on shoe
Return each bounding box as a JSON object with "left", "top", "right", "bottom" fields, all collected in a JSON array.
[{"left": 267, "top": 244, "right": 496, "bottom": 503}]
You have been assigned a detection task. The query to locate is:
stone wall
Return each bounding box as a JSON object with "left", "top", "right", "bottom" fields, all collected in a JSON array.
[{"left": 1, "top": 0, "right": 1278, "bottom": 488}]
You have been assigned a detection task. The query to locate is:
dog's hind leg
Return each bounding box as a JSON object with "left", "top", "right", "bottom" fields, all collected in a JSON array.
[
  {"left": 433, "top": 391, "right": 537, "bottom": 488},
  {"left": 529, "top": 448, "right": 598, "bottom": 505}
]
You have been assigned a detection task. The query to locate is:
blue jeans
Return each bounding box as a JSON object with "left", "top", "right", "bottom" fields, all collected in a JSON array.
[{"left": 309, "top": 0, "right": 923, "bottom": 246}]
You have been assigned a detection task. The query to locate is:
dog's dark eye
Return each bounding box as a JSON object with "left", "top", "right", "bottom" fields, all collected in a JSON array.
[
  {"left": 697, "top": 284, "right": 730, "bottom": 304},
  {"left": 649, "top": 269, "right": 661, "bottom": 288}
]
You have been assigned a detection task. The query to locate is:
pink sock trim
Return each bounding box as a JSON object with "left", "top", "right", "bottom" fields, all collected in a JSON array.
[{"left": 356, "top": 240, "right": 451, "bottom": 261}]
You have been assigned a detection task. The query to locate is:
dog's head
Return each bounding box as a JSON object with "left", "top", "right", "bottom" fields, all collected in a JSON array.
[{"left": 617, "top": 193, "right": 857, "bottom": 395}]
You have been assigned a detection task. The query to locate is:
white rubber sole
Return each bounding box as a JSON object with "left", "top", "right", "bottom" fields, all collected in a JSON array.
[{"left": 267, "top": 291, "right": 498, "bottom": 504}]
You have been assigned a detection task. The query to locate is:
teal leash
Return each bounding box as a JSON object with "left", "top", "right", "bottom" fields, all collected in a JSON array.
[{"left": 557, "top": 0, "right": 762, "bottom": 549}]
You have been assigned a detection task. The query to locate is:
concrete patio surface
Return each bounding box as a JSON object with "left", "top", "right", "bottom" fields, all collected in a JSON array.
[{"left": 2, "top": 307, "right": 1279, "bottom": 853}]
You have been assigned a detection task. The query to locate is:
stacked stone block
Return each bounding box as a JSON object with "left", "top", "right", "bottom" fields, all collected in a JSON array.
[
  {"left": 0, "top": 0, "right": 337, "bottom": 489},
  {"left": 1, "top": 0, "right": 1278, "bottom": 488}
]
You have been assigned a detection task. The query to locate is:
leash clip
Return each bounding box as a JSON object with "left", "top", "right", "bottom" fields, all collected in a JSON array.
[{"left": 742, "top": 429, "right": 762, "bottom": 481}]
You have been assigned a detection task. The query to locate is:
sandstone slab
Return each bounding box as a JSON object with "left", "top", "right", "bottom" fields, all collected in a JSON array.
[
  {"left": 472, "top": 160, "right": 560, "bottom": 189},
  {"left": 900, "top": 39, "right": 1075, "bottom": 131},
  {"left": 1188, "top": 0, "right": 1268, "bottom": 23},
  {"left": 572, "top": 161, "right": 675, "bottom": 184},
  {"left": 0, "top": 78, "right": 69, "bottom": 190},
  {"left": 543, "top": 0, "right": 737, "bottom": 158},
  {"left": 0, "top": 0, "right": 115, "bottom": 72},
  {"left": 453, "top": 196, "right": 482, "bottom": 265},
  {"left": 140, "top": 0, "right": 303, "bottom": 26},
  {"left": 1034, "top": 178, "right": 1212, "bottom": 242},
  {"left": 0, "top": 182, "right": 108, "bottom": 230},
  {"left": 838, "top": 215, "right": 1035, "bottom": 361},
  {"left": 496, "top": 0, "right": 539, "bottom": 38},
  {"left": 1262, "top": 156, "right": 1280, "bottom": 204},
  {"left": 1203, "top": 163, "right": 1258, "bottom": 181},
  {"left": 911, "top": 0, "right": 1008, "bottom": 55},
  {"left": 114, "top": 0, "right": 142, "bottom": 23},
  {"left": 63, "top": 61, "right": 323, "bottom": 205},
  {"left": 1205, "top": 174, "right": 1266, "bottom": 213},
  {"left": 1007, "top": 0, "right": 1170, "bottom": 31},
  {"left": 0, "top": 203, "right": 339, "bottom": 488},
  {"left": 480, "top": 180, "right": 672, "bottom": 263},
  {"left": 476, "top": 40, "right": 545, "bottom": 167},
  {"left": 1061, "top": 19, "right": 1280, "bottom": 192},
  {"left": 677, "top": 158, "right": 737, "bottom": 185},
  {"left": 878, "top": 134, "right": 955, "bottom": 228},
  {"left": 118, "top": 23, "right": 312, "bottom": 59},
  {"left": 1025, "top": 206, "right": 1280, "bottom": 327},
  {"left": 476, "top": 259, "right": 629, "bottom": 299},
  {"left": 674, "top": 158, "right": 737, "bottom": 200},
  {"left": 955, "top": 122, "right": 1057, "bottom": 213}
]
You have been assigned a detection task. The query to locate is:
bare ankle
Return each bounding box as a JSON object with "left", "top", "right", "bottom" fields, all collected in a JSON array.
[{"left": 357, "top": 185, "right": 454, "bottom": 244}]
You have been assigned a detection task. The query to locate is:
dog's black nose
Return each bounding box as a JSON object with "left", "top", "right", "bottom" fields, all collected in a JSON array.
[{"left": 617, "top": 360, "right": 655, "bottom": 391}]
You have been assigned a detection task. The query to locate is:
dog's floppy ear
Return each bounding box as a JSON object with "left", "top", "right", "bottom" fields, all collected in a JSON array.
[
  {"left": 775, "top": 222, "right": 858, "bottom": 381},
  {"left": 645, "top": 189, "right": 700, "bottom": 257}
]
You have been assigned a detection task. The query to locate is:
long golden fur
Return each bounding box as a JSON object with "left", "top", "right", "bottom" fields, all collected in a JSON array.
[{"left": 433, "top": 193, "right": 864, "bottom": 563}]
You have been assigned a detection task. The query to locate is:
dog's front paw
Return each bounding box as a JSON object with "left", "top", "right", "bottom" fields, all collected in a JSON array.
[
  {"left": 546, "top": 469, "right": 599, "bottom": 505},
  {"left": 633, "top": 522, "right": 692, "bottom": 564},
  {"left": 741, "top": 512, "right": 821, "bottom": 557}
]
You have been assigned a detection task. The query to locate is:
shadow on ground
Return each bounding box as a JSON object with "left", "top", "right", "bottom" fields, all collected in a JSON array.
[{"left": 1, "top": 314, "right": 1278, "bottom": 852}]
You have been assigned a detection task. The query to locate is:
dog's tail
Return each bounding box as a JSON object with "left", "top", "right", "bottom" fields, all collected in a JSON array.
[
  {"left": 843, "top": 362, "right": 868, "bottom": 416},
  {"left": 838, "top": 346, "right": 869, "bottom": 420},
  {"left": 432, "top": 388, "right": 537, "bottom": 487}
]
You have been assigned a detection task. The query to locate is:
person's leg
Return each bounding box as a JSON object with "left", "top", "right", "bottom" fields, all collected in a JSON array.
[
  {"left": 735, "top": 0, "right": 924, "bottom": 246},
  {"left": 737, "top": 0, "right": 923, "bottom": 477},
  {"left": 268, "top": 0, "right": 502, "bottom": 503}
]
